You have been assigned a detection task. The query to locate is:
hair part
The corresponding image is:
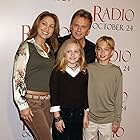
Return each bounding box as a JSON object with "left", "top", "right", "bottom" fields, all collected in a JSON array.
[
  {"left": 70, "top": 9, "right": 93, "bottom": 28},
  {"left": 96, "top": 36, "right": 115, "bottom": 50}
]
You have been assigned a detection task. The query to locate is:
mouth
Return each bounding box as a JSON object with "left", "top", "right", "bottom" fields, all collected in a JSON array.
[
  {"left": 42, "top": 30, "right": 49, "bottom": 35},
  {"left": 75, "top": 32, "right": 81, "bottom": 36},
  {"left": 69, "top": 57, "right": 77, "bottom": 61},
  {"left": 100, "top": 55, "right": 106, "bottom": 58},
  {"left": 70, "top": 58, "right": 76, "bottom": 60}
]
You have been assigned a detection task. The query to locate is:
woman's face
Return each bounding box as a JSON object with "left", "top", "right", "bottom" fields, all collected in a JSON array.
[{"left": 37, "top": 16, "right": 55, "bottom": 40}]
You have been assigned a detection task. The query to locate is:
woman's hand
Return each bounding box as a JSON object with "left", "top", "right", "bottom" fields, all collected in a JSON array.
[{"left": 20, "top": 108, "right": 34, "bottom": 122}]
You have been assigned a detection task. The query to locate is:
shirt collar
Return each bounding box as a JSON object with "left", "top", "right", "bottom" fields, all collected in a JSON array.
[
  {"left": 27, "top": 38, "right": 50, "bottom": 58},
  {"left": 65, "top": 66, "right": 80, "bottom": 77}
]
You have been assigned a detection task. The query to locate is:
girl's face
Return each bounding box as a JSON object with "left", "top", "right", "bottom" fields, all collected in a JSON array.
[
  {"left": 64, "top": 43, "right": 81, "bottom": 66},
  {"left": 96, "top": 41, "right": 114, "bottom": 65},
  {"left": 37, "top": 16, "right": 55, "bottom": 40}
]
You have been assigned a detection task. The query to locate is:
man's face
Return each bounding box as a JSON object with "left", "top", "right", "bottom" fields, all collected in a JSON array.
[{"left": 70, "top": 16, "right": 91, "bottom": 41}]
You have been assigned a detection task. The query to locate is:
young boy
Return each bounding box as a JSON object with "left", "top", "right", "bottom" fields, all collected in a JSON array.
[{"left": 84, "top": 36, "right": 123, "bottom": 140}]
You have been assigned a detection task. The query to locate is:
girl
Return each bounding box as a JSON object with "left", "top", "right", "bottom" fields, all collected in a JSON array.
[
  {"left": 12, "top": 11, "right": 60, "bottom": 140},
  {"left": 50, "top": 38, "right": 89, "bottom": 140}
]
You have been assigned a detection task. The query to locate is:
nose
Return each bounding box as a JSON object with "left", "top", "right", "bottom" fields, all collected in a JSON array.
[
  {"left": 77, "top": 26, "right": 81, "bottom": 32},
  {"left": 100, "top": 50, "right": 105, "bottom": 55},
  {"left": 45, "top": 26, "right": 49, "bottom": 31},
  {"left": 70, "top": 51, "right": 75, "bottom": 56},
  {"left": 44, "top": 24, "right": 49, "bottom": 31}
]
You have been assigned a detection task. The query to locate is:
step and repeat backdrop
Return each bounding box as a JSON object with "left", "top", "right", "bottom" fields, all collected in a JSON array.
[{"left": 0, "top": 0, "right": 139, "bottom": 139}]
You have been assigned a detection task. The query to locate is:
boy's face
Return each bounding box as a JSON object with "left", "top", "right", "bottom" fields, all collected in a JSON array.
[{"left": 96, "top": 41, "right": 114, "bottom": 65}]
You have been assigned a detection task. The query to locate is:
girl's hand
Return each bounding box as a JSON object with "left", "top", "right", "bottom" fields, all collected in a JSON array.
[
  {"left": 20, "top": 108, "right": 34, "bottom": 122},
  {"left": 55, "top": 119, "right": 65, "bottom": 133},
  {"left": 83, "top": 110, "right": 89, "bottom": 128}
]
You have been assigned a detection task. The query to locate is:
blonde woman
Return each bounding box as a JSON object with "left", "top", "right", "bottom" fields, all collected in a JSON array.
[{"left": 50, "top": 38, "right": 89, "bottom": 140}]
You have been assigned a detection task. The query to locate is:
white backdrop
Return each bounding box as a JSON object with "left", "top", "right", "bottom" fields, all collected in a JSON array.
[{"left": 0, "top": 0, "right": 139, "bottom": 140}]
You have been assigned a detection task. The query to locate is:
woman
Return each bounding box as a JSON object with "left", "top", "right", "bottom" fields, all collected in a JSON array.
[{"left": 12, "top": 11, "right": 60, "bottom": 140}]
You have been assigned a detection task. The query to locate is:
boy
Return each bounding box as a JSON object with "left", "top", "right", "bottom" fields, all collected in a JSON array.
[{"left": 84, "top": 36, "right": 123, "bottom": 140}]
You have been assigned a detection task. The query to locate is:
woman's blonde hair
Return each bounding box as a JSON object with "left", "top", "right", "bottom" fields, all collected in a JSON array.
[{"left": 54, "top": 38, "right": 87, "bottom": 73}]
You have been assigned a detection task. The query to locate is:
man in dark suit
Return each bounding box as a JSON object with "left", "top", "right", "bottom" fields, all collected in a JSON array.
[{"left": 59, "top": 9, "right": 96, "bottom": 64}]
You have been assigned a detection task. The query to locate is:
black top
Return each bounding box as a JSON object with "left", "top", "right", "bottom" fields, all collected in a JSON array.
[
  {"left": 58, "top": 34, "right": 96, "bottom": 64},
  {"left": 50, "top": 69, "right": 89, "bottom": 109}
]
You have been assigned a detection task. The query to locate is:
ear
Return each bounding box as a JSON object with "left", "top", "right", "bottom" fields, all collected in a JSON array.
[
  {"left": 70, "top": 24, "right": 72, "bottom": 32},
  {"left": 86, "top": 29, "right": 90, "bottom": 36},
  {"left": 111, "top": 49, "right": 115, "bottom": 56},
  {"left": 95, "top": 48, "right": 98, "bottom": 56},
  {"left": 95, "top": 47, "right": 98, "bottom": 52}
]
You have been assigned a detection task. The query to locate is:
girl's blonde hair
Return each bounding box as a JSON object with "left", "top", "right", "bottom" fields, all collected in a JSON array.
[{"left": 54, "top": 38, "right": 87, "bottom": 73}]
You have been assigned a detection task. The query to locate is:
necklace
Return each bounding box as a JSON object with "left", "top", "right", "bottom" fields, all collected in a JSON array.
[
  {"left": 34, "top": 39, "right": 48, "bottom": 53},
  {"left": 67, "top": 64, "right": 78, "bottom": 71}
]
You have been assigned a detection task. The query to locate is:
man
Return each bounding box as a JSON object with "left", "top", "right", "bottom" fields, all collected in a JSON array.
[{"left": 59, "top": 9, "right": 96, "bottom": 64}]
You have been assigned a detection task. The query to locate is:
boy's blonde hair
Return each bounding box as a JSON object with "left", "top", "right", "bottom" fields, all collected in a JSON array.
[
  {"left": 96, "top": 36, "right": 115, "bottom": 50},
  {"left": 54, "top": 38, "right": 87, "bottom": 73}
]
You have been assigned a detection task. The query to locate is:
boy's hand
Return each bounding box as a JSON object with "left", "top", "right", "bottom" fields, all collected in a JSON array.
[{"left": 112, "top": 122, "right": 120, "bottom": 133}]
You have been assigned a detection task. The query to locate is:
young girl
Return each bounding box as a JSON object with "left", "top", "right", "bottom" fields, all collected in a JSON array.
[{"left": 50, "top": 38, "right": 89, "bottom": 140}]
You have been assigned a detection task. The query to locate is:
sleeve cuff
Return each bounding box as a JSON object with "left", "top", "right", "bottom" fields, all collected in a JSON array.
[
  {"left": 85, "top": 108, "right": 89, "bottom": 112},
  {"left": 18, "top": 102, "right": 29, "bottom": 111},
  {"left": 50, "top": 106, "right": 61, "bottom": 112}
]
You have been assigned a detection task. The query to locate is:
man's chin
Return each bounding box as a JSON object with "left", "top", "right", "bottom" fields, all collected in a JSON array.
[{"left": 73, "top": 37, "right": 82, "bottom": 41}]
